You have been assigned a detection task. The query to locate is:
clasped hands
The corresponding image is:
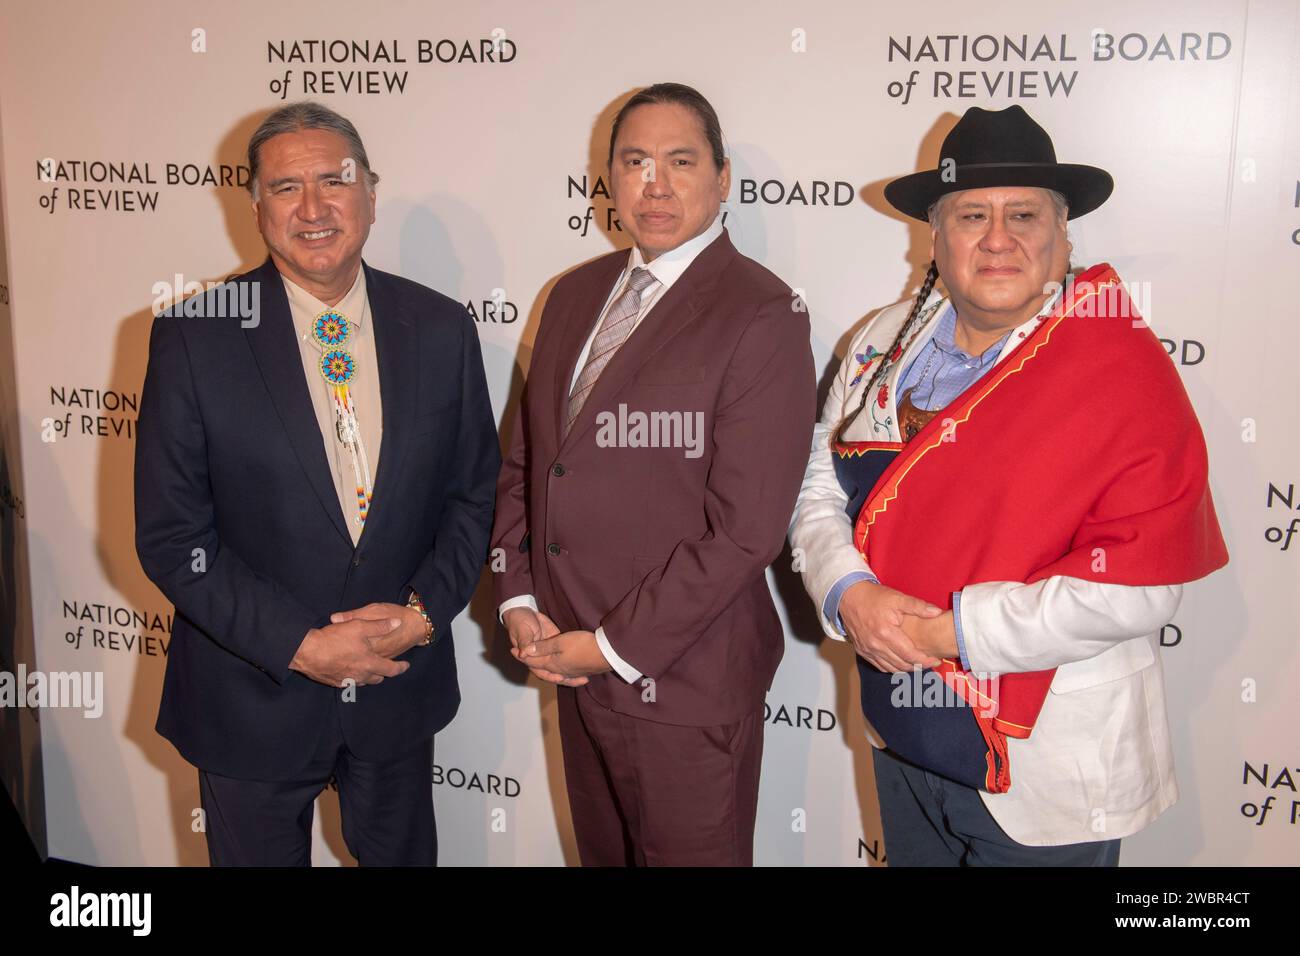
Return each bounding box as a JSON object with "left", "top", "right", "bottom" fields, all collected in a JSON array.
[
  {"left": 498, "top": 581, "right": 955, "bottom": 686},
  {"left": 289, "top": 601, "right": 429, "bottom": 688},
  {"left": 840, "top": 580, "right": 958, "bottom": 673},
  {"left": 502, "top": 608, "right": 612, "bottom": 687},
  {"left": 286, "top": 582, "right": 954, "bottom": 690}
]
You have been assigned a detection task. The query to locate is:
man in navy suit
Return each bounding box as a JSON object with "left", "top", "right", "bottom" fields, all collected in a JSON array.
[{"left": 134, "top": 102, "right": 499, "bottom": 866}]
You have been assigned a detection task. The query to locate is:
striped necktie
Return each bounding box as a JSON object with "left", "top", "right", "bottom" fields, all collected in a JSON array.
[{"left": 564, "top": 266, "right": 657, "bottom": 437}]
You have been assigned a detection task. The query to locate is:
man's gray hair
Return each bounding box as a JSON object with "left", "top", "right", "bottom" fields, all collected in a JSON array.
[
  {"left": 926, "top": 187, "right": 1068, "bottom": 226},
  {"left": 246, "top": 100, "right": 379, "bottom": 199}
]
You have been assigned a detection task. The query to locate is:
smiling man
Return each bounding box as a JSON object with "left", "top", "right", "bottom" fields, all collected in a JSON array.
[
  {"left": 135, "top": 102, "right": 499, "bottom": 865},
  {"left": 491, "top": 83, "right": 815, "bottom": 865},
  {"left": 789, "top": 105, "right": 1227, "bottom": 865}
]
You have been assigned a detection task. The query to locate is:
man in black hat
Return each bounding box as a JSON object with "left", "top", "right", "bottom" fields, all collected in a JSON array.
[{"left": 789, "top": 105, "right": 1227, "bottom": 864}]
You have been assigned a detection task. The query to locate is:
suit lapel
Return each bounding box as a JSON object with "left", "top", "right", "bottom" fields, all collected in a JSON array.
[
  {"left": 558, "top": 231, "right": 738, "bottom": 451},
  {"left": 242, "top": 258, "right": 351, "bottom": 546},
  {"left": 362, "top": 261, "right": 418, "bottom": 537}
]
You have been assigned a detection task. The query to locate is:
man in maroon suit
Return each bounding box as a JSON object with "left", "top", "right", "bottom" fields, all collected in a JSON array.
[{"left": 491, "top": 83, "right": 815, "bottom": 866}]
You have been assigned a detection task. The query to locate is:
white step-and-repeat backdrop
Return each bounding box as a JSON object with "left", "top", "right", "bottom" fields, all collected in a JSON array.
[{"left": 0, "top": 0, "right": 1295, "bottom": 865}]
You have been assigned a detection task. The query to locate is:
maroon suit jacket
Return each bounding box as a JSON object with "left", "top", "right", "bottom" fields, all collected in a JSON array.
[{"left": 492, "top": 229, "right": 815, "bottom": 726}]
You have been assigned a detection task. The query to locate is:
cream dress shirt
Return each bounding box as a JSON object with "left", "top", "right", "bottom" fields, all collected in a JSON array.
[{"left": 281, "top": 266, "right": 383, "bottom": 546}]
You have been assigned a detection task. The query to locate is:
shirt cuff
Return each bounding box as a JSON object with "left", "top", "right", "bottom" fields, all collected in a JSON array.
[
  {"left": 595, "top": 626, "right": 642, "bottom": 683},
  {"left": 823, "top": 571, "right": 879, "bottom": 635},
  {"left": 498, "top": 594, "right": 538, "bottom": 625},
  {"left": 953, "top": 589, "right": 973, "bottom": 671}
]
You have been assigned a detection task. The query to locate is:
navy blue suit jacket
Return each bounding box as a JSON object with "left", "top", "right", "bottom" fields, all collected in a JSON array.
[{"left": 135, "top": 257, "right": 500, "bottom": 780}]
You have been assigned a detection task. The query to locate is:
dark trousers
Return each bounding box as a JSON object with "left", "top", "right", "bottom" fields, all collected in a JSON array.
[
  {"left": 557, "top": 686, "right": 764, "bottom": 866},
  {"left": 197, "top": 702, "right": 436, "bottom": 866},
  {"left": 872, "top": 745, "right": 1120, "bottom": 866}
]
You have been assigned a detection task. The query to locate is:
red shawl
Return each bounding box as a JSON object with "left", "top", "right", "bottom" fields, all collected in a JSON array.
[{"left": 849, "top": 263, "right": 1228, "bottom": 791}]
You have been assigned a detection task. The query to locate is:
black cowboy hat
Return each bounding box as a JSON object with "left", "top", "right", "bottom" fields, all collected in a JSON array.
[{"left": 883, "top": 105, "right": 1113, "bottom": 222}]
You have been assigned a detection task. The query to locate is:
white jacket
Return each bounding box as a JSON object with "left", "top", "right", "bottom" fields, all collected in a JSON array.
[{"left": 789, "top": 292, "right": 1181, "bottom": 846}]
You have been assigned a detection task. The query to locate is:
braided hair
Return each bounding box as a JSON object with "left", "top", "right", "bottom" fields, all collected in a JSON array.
[{"left": 832, "top": 260, "right": 940, "bottom": 445}]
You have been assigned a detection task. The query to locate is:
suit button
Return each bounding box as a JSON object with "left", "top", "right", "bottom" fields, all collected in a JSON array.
[
  {"left": 552, "top": 463, "right": 566, "bottom": 477},
  {"left": 547, "top": 543, "right": 561, "bottom": 556},
  {"left": 352, "top": 554, "right": 363, "bottom": 567}
]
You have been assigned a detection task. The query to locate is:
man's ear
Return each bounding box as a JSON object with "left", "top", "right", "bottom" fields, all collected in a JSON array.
[{"left": 718, "top": 157, "right": 731, "bottom": 200}]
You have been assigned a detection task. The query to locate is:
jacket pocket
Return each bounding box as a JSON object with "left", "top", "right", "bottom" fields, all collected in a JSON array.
[
  {"left": 1049, "top": 635, "right": 1157, "bottom": 694},
  {"left": 632, "top": 364, "right": 706, "bottom": 386}
]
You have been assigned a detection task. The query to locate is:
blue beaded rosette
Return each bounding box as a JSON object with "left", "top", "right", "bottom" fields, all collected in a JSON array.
[
  {"left": 319, "top": 349, "right": 356, "bottom": 385},
  {"left": 313, "top": 310, "right": 352, "bottom": 348}
]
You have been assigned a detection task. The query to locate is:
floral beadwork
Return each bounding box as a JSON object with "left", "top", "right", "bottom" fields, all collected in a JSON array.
[{"left": 850, "top": 345, "right": 883, "bottom": 386}]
